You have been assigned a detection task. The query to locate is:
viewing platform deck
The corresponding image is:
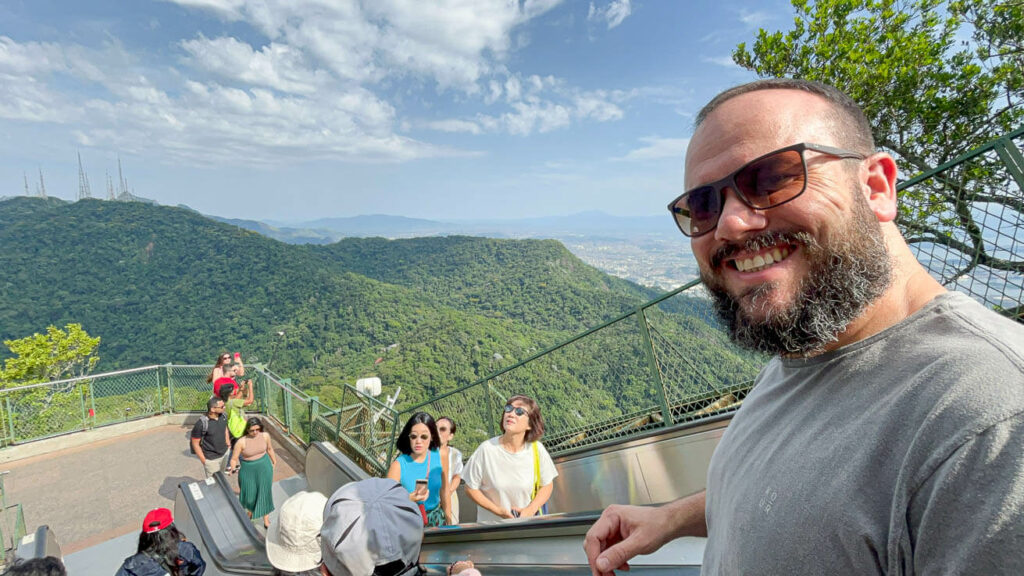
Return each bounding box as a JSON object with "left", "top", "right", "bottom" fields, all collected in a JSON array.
[{"left": 1, "top": 417, "right": 303, "bottom": 574}]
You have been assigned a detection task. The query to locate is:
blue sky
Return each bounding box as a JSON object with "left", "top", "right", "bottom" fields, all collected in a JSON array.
[{"left": 0, "top": 0, "right": 787, "bottom": 221}]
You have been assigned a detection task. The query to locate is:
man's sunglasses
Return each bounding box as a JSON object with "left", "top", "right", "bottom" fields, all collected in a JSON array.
[
  {"left": 667, "top": 142, "right": 865, "bottom": 238},
  {"left": 504, "top": 404, "right": 529, "bottom": 417}
]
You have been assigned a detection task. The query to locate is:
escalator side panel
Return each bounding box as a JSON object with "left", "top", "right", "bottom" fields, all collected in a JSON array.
[
  {"left": 305, "top": 442, "right": 369, "bottom": 497},
  {"left": 174, "top": 475, "right": 272, "bottom": 575}
]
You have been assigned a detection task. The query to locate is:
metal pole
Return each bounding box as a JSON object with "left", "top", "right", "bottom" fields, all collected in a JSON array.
[
  {"left": 79, "top": 384, "right": 87, "bottom": 431},
  {"left": 636, "top": 309, "right": 674, "bottom": 427},
  {"left": 166, "top": 365, "right": 176, "bottom": 413},
  {"left": 5, "top": 398, "right": 15, "bottom": 444}
]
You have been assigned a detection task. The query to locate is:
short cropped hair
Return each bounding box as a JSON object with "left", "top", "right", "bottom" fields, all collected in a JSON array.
[
  {"left": 207, "top": 396, "right": 223, "bottom": 411},
  {"left": 500, "top": 394, "right": 545, "bottom": 443},
  {"left": 695, "top": 78, "right": 875, "bottom": 155}
]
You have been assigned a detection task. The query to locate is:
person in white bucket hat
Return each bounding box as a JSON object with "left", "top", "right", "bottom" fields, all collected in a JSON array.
[{"left": 267, "top": 490, "right": 329, "bottom": 576}]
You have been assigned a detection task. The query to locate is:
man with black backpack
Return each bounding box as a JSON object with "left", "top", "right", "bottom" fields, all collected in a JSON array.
[{"left": 190, "top": 397, "right": 230, "bottom": 478}]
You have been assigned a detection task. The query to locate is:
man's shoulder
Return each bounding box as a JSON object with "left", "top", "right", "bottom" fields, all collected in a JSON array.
[
  {"left": 190, "top": 415, "right": 208, "bottom": 435},
  {"left": 933, "top": 292, "right": 1024, "bottom": 363}
]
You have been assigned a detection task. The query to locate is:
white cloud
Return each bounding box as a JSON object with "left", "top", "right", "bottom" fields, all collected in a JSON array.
[
  {"left": 587, "top": 0, "right": 632, "bottom": 30},
  {"left": 423, "top": 119, "right": 482, "bottom": 134},
  {"left": 615, "top": 137, "right": 690, "bottom": 161},
  {"left": 1, "top": 0, "right": 636, "bottom": 166},
  {"left": 702, "top": 55, "right": 740, "bottom": 69},
  {"left": 180, "top": 36, "right": 324, "bottom": 94},
  {"left": 173, "top": 0, "right": 565, "bottom": 91},
  {"left": 738, "top": 9, "right": 772, "bottom": 28}
]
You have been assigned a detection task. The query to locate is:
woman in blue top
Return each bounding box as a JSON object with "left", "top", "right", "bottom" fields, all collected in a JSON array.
[{"left": 387, "top": 411, "right": 452, "bottom": 527}]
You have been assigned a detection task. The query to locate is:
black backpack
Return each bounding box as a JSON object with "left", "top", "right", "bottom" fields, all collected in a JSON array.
[{"left": 189, "top": 415, "right": 210, "bottom": 454}]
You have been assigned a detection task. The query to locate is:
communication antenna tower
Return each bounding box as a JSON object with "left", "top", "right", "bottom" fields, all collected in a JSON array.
[
  {"left": 37, "top": 168, "right": 47, "bottom": 198},
  {"left": 106, "top": 171, "right": 116, "bottom": 200},
  {"left": 117, "top": 157, "right": 128, "bottom": 199},
  {"left": 77, "top": 152, "right": 92, "bottom": 200},
  {"left": 23, "top": 173, "right": 30, "bottom": 196}
]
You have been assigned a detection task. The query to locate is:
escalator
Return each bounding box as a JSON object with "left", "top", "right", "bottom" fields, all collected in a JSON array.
[{"left": 176, "top": 415, "right": 726, "bottom": 575}]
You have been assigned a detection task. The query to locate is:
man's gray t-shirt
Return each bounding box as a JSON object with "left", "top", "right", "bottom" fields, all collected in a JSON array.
[{"left": 703, "top": 292, "right": 1024, "bottom": 575}]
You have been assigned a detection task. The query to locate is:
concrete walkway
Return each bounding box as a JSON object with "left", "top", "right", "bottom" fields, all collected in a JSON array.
[{"left": 1, "top": 422, "right": 303, "bottom": 555}]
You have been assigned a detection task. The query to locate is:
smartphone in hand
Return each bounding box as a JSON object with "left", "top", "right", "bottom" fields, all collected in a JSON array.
[{"left": 234, "top": 352, "right": 241, "bottom": 361}]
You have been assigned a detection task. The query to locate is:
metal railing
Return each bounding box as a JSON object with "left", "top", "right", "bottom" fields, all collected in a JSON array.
[
  {"left": 0, "top": 364, "right": 401, "bottom": 475},
  {"left": 397, "top": 281, "right": 766, "bottom": 458},
  {"left": 0, "top": 472, "right": 25, "bottom": 566},
  {"left": 898, "top": 126, "right": 1024, "bottom": 320}
]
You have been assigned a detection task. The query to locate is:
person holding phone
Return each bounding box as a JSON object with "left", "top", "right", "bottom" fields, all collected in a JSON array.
[
  {"left": 463, "top": 394, "right": 557, "bottom": 522},
  {"left": 206, "top": 352, "right": 233, "bottom": 387},
  {"left": 386, "top": 412, "right": 452, "bottom": 527}
]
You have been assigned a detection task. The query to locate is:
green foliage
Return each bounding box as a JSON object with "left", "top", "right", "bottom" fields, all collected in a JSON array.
[
  {"left": 0, "top": 197, "right": 763, "bottom": 439},
  {"left": 0, "top": 323, "right": 100, "bottom": 386},
  {"left": 733, "top": 0, "right": 1024, "bottom": 279}
]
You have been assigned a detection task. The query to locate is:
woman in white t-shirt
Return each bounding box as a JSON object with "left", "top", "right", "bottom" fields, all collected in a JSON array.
[{"left": 463, "top": 394, "right": 558, "bottom": 521}]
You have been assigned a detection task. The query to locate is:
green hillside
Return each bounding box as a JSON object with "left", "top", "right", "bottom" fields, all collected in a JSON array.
[
  {"left": 0, "top": 197, "right": 760, "bottom": 413},
  {"left": 315, "top": 236, "right": 660, "bottom": 333}
]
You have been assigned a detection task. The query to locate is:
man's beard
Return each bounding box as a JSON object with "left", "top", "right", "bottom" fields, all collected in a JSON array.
[{"left": 701, "top": 193, "right": 893, "bottom": 357}]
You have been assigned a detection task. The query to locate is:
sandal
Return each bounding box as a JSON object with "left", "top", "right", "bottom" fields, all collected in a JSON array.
[{"left": 447, "top": 560, "right": 474, "bottom": 575}]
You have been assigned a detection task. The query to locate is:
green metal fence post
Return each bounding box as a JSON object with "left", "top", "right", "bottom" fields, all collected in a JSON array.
[
  {"left": 484, "top": 380, "right": 496, "bottom": 437},
  {"left": 636, "top": 308, "right": 674, "bottom": 427},
  {"left": 79, "top": 384, "right": 88, "bottom": 432},
  {"left": 89, "top": 379, "right": 97, "bottom": 427},
  {"left": 284, "top": 390, "right": 293, "bottom": 433},
  {"left": 166, "top": 365, "right": 175, "bottom": 413},
  {"left": 309, "top": 397, "right": 319, "bottom": 441},
  {"left": 155, "top": 366, "right": 165, "bottom": 414},
  {"left": 5, "top": 398, "right": 14, "bottom": 444}
]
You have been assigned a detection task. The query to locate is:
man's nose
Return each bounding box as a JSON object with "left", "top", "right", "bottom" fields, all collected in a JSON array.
[{"left": 714, "top": 187, "right": 767, "bottom": 242}]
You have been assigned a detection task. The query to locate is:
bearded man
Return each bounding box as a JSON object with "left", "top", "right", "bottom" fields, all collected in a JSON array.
[{"left": 584, "top": 79, "right": 1024, "bottom": 575}]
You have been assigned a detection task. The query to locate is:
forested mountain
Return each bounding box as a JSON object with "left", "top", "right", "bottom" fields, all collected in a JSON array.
[
  {"left": 0, "top": 197, "right": 758, "bottom": 411},
  {"left": 315, "top": 237, "right": 660, "bottom": 333}
]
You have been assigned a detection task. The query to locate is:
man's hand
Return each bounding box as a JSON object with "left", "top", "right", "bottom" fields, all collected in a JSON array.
[{"left": 583, "top": 504, "right": 676, "bottom": 576}]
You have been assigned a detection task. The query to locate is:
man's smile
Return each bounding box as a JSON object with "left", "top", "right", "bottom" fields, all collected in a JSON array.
[{"left": 729, "top": 245, "right": 793, "bottom": 273}]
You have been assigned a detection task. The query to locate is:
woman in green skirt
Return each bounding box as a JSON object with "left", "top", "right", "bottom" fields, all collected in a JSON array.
[{"left": 229, "top": 417, "right": 277, "bottom": 528}]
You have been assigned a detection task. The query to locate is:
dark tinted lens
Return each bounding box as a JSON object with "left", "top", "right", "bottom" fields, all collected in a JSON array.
[
  {"left": 735, "top": 149, "right": 806, "bottom": 208},
  {"left": 673, "top": 186, "right": 721, "bottom": 236},
  {"left": 514, "top": 407, "right": 527, "bottom": 416}
]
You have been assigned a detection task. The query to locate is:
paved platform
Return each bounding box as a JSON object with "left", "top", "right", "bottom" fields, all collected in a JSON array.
[{"left": 1, "top": 423, "right": 303, "bottom": 555}]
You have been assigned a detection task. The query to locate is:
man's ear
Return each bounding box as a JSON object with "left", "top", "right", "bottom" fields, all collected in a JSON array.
[{"left": 862, "top": 152, "right": 899, "bottom": 222}]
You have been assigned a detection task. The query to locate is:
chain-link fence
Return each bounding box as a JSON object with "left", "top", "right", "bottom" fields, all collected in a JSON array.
[
  {"left": 0, "top": 364, "right": 285, "bottom": 447},
  {"left": 898, "top": 127, "right": 1024, "bottom": 320},
  {"left": 397, "top": 282, "right": 766, "bottom": 458}
]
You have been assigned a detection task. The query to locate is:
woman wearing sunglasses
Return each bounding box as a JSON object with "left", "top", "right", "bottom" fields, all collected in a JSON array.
[
  {"left": 229, "top": 417, "right": 277, "bottom": 529},
  {"left": 463, "top": 394, "right": 557, "bottom": 522},
  {"left": 387, "top": 411, "right": 452, "bottom": 527}
]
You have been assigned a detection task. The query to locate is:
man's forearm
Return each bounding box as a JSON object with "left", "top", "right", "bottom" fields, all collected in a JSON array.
[{"left": 664, "top": 491, "right": 707, "bottom": 538}]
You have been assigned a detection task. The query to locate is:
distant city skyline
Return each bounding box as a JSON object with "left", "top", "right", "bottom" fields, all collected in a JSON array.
[{"left": 0, "top": 0, "right": 784, "bottom": 221}]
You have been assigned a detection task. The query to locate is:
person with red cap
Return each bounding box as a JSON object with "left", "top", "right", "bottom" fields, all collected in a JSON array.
[{"left": 115, "top": 508, "right": 205, "bottom": 576}]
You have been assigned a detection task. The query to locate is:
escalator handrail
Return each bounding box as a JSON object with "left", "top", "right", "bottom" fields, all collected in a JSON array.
[{"left": 176, "top": 473, "right": 270, "bottom": 575}]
